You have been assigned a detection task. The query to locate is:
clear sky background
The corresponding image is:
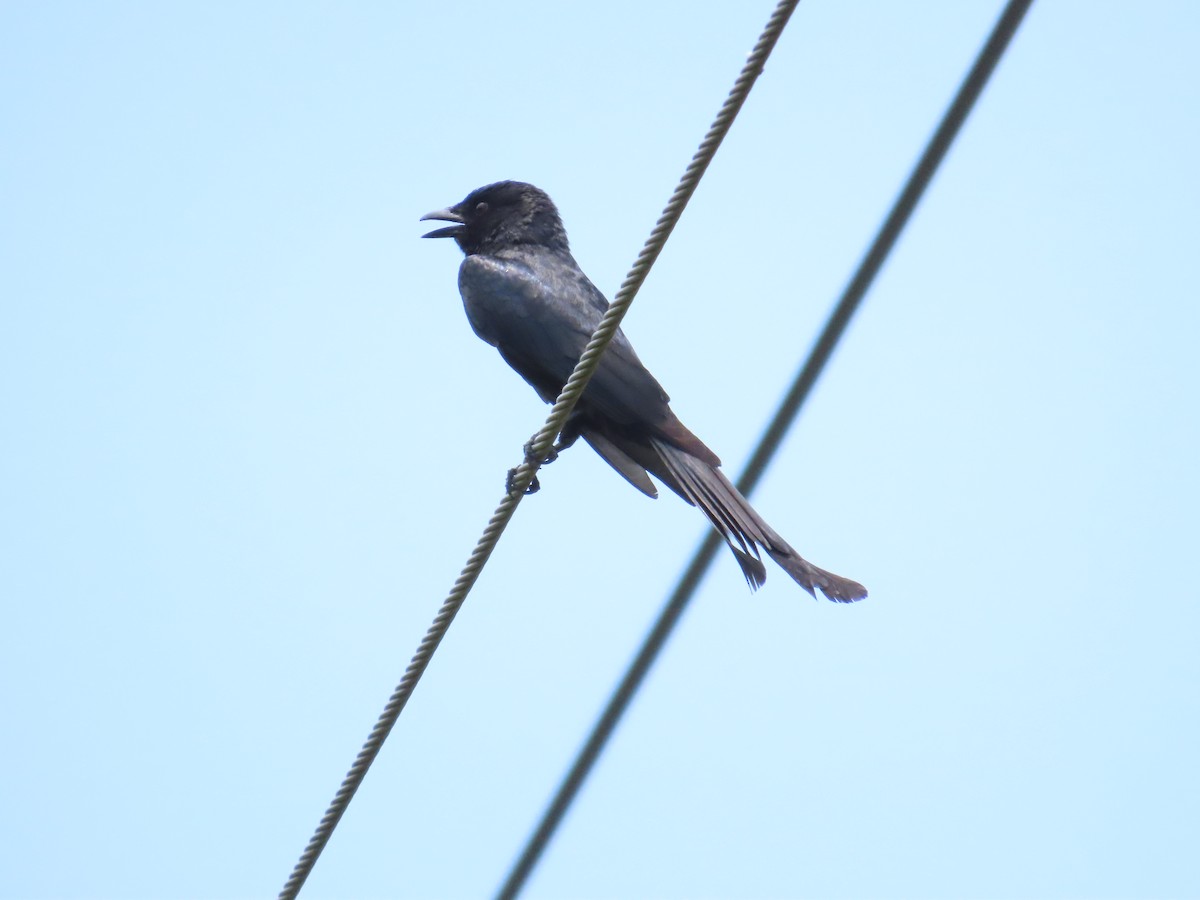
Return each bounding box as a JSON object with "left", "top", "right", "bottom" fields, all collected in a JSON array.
[{"left": 3, "top": 2, "right": 1198, "bottom": 898}]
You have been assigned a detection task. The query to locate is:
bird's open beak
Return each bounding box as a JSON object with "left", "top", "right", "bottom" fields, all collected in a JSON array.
[{"left": 420, "top": 207, "right": 466, "bottom": 239}]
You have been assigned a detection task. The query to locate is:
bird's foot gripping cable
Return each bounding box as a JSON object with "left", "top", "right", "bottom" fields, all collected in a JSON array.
[
  {"left": 506, "top": 467, "right": 540, "bottom": 495},
  {"left": 522, "top": 434, "right": 559, "bottom": 468},
  {"left": 506, "top": 435, "right": 563, "bottom": 495}
]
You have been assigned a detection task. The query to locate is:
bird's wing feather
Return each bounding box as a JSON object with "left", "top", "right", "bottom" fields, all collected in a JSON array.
[
  {"left": 581, "top": 431, "right": 658, "bottom": 497},
  {"left": 460, "top": 253, "right": 675, "bottom": 429}
]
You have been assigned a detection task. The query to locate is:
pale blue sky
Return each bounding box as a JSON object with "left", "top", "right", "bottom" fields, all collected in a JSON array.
[{"left": 2, "top": 3, "right": 1198, "bottom": 898}]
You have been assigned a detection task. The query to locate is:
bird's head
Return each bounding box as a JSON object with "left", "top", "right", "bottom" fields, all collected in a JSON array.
[{"left": 421, "top": 181, "right": 569, "bottom": 256}]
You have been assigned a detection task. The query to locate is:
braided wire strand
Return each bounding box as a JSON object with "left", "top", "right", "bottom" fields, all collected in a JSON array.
[
  {"left": 511, "top": 0, "right": 799, "bottom": 485},
  {"left": 495, "top": 1, "right": 1035, "bottom": 897},
  {"left": 278, "top": 2, "right": 799, "bottom": 896}
]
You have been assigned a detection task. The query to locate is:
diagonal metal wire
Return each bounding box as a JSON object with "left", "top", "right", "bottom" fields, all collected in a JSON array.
[
  {"left": 277, "top": 1, "right": 801, "bottom": 896},
  {"left": 494, "top": 1, "right": 1035, "bottom": 897}
]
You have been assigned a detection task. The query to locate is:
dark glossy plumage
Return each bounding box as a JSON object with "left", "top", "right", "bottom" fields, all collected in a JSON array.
[{"left": 423, "top": 181, "right": 866, "bottom": 601}]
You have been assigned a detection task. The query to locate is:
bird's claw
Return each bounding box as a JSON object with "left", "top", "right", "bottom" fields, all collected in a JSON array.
[
  {"left": 508, "top": 434, "right": 558, "bottom": 496},
  {"left": 506, "top": 467, "right": 540, "bottom": 495},
  {"left": 522, "top": 435, "right": 558, "bottom": 467}
]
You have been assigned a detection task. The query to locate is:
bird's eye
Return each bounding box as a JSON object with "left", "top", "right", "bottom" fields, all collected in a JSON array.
[{"left": 475, "top": 201, "right": 489, "bottom": 214}]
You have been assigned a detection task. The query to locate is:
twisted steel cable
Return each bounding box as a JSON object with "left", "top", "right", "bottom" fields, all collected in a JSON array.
[
  {"left": 496, "top": 0, "right": 1034, "bottom": 896},
  {"left": 277, "top": 1, "right": 800, "bottom": 896},
  {"left": 513, "top": 0, "right": 800, "bottom": 485}
]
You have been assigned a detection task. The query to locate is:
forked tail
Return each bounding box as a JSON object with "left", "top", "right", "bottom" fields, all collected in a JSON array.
[{"left": 650, "top": 437, "right": 867, "bottom": 602}]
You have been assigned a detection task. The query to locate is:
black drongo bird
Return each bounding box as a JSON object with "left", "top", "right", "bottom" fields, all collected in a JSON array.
[{"left": 422, "top": 181, "right": 866, "bottom": 602}]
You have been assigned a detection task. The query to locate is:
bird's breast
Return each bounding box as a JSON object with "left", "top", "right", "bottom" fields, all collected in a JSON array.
[{"left": 457, "top": 254, "right": 561, "bottom": 346}]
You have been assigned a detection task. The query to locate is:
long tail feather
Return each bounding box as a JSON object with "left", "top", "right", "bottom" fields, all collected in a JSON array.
[
  {"left": 649, "top": 438, "right": 867, "bottom": 602},
  {"left": 653, "top": 437, "right": 766, "bottom": 588}
]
